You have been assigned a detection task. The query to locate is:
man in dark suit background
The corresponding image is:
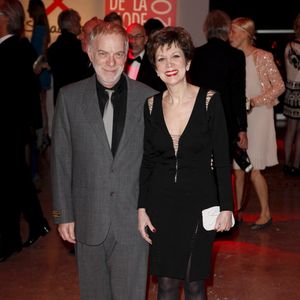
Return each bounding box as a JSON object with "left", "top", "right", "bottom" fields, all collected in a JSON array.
[
  {"left": 51, "top": 22, "right": 157, "bottom": 299},
  {"left": 189, "top": 10, "right": 248, "bottom": 222},
  {"left": 47, "top": 9, "right": 93, "bottom": 105},
  {"left": 125, "top": 22, "right": 165, "bottom": 92},
  {"left": 189, "top": 10, "right": 248, "bottom": 157},
  {"left": 0, "top": 0, "right": 49, "bottom": 262}
]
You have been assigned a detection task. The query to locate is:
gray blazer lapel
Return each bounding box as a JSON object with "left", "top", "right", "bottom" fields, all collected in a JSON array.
[
  {"left": 81, "top": 76, "right": 113, "bottom": 156},
  {"left": 114, "top": 77, "right": 143, "bottom": 157}
]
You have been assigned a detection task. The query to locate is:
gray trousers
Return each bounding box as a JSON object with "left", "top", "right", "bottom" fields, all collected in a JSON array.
[{"left": 76, "top": 229, "right": 149, "bottom": 300}]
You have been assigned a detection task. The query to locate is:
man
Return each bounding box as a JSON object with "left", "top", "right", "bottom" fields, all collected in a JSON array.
[
  {"left": 189, "top": 10, "right": 248, "bottom": 222},
  {"left": 143, "top": 17, "right": 164, "bottom": 37},
  {"left": 47, "top": 9, "right": 93, "bottom": 105},
  {"left": 51, "top": 22, "right": 157, "bottom": 299},
  {"left": 125, "top": 22, "right": 165, "bottom": 92},
  {"left": 189, "top": 10, "right": 248, "bottom": 157},
  {"left": 0, "top": 0, "right": 49, "bottom": 262},
  {"left": 104, "top": 11, "right": 123, "bottom": 26}
]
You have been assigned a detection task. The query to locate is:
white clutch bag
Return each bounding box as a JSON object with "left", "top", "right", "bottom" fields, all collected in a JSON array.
[{"left": 202, "top": 206, "right": 235, "bottom": 231}]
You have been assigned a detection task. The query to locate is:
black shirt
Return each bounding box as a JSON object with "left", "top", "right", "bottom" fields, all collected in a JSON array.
[{"left": 96, "top": 74, "right": 127, "bottom": 156}]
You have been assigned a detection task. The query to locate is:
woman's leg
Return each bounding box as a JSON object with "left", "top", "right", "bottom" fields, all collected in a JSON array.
[
  {"left": 183, "top": 256, "right": 207, "bottom": 300},
  {"left": 39, "top": 89, "right": 51, "bottom": 153},
  {"left": 184, "top": 280, "right": 206, "bottom": 300},
  {"left": 40, "top": 89, "right": 49, "bottom": 137},
  {"left": 284, "top": 118, "right": 297, "bottom": 166},
  {"left": 157, "top": 277, "right": 180, "bottom": 300},
  {"left": 250, "top": 169, "right": 271, "bottom": 224},
  {"left": 234, "top": 169, "right": 246, "bottom": 212},
  {"left": 292, "top": 120, "right": 300, "bottom": 168}
]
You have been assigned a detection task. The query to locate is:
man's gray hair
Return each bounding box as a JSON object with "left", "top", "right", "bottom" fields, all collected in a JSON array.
[
  {"left": 89, "top": 22, "right": 129, "bottom": 53},
  {"left": 203, "top": 10, "right": 231, "bottom": 41},
  {"left": 58, "top": 9, "right": 80, "bottom": 32}
]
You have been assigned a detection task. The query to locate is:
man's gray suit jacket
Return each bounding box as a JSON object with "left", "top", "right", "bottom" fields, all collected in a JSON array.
[{"left": 51, "top": 74, "right": 157, "bottom": 245}]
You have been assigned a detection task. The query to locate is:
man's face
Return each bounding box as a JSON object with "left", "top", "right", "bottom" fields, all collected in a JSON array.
[
  {"left": 127, "top": 24, "right": 147, "bottom": 57},
  {"left": 88, "top": 33, "right": 127, "bottom": 88},
  {"left": 72, "top": 15, "right": 82, "bottom": 36}
]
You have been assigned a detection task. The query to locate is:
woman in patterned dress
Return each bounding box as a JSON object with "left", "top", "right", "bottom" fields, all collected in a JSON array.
[
  {"left": 283, "top": 13, "right": 300, "bottom": 176},
  {"left": 230, "top": 17, "right": 285, "bottom": 230}
]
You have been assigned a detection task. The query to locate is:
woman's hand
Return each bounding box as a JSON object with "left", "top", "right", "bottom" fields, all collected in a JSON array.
[
  {"left": 214, "top": 210, "right": 234, "bottom": 232},
  {"left": 250, "top": 98, "right": 256, "bottom": 108},
  {"left": 138, "top": 208, "right": 156, "bottom": 244}
]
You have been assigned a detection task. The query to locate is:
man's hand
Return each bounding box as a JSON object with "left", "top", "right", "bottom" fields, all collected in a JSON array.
[
  {"left": 58, "top": 222, "right": 76, "bottom": 244},
  {"left": 237, "top": 131, "right": 248, "bottom": 149}
]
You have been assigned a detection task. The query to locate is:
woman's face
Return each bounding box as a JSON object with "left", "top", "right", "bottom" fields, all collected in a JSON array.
[
  {"left": 155, "top": 43, "right": 190, "bottom": 86},
  {"left": 229, "top": 25, "right": 247, "bottom": 49}
]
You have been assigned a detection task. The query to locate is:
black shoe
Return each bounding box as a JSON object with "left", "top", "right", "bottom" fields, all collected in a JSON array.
[
  {"left": 250, "top": 218, "right": 272, "bottom": 230},
  {"left": 23, "top": 221, "right": 51, "bottom": 247},
  {"left": 288, "top": 167, "right": 300, "bottom": 176},
  {"left": 0, "top": 243, "right": 22, "bottom": 263},
  {"left": 284, "top": 165, "right": 300, "bottom": 176}
]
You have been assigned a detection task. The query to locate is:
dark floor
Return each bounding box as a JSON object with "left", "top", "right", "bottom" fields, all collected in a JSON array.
[{"left": 0, "top": 124, "right": 299, "bottom": 300}]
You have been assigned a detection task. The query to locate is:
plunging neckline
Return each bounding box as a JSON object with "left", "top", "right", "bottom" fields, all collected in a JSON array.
[{"left": 160, "top": 89, "right": 200, "bottom": 155}]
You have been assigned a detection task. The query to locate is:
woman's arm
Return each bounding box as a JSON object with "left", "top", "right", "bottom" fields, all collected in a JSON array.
[
  {"left": 251, "top": 50, "right": 285, "bottom": 107},
  {"left": 138, "top": 98, "right": 157, "bottom": 242},
  {"left": 138, "top": 98, "right": 156, "bottom": 208}
]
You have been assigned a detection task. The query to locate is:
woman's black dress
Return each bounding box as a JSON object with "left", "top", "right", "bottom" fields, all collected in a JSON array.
[{"left": 138, "top": 88, "right": 233, "bottom": 281}]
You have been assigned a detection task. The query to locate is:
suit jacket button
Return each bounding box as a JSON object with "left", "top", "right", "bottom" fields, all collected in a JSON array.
[{"left": 110, "top": 192, "right": 114, "bottom": 196}]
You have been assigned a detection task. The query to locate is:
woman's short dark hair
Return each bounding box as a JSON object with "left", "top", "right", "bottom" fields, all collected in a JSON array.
[{"left": 147, "top": 26, "right": 194, "bottom": 68}]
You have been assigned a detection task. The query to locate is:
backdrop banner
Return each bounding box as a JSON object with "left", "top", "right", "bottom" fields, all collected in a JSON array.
[
  {"left": 20, "top": 0, "right": 176, "bottom": 41},
  {"left": 105, "top": 0, "right": 176, "bottom": 27},
  {"left": 21, "top": 0, "right": 104, "bottom": 42}
]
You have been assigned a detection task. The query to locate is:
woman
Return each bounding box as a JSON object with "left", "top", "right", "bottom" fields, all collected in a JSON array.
[
  {"left": 138, "top": 26, "right": 234, "bottom": 300},
  {"left": 229, "top": 17, "right": 285, "bottom": 230},
  {"left": 283, "top": 13, "right": 300, "bottom": 176},
  {"left": 28, "top": 0, "right": 51, "bottom": 150}
]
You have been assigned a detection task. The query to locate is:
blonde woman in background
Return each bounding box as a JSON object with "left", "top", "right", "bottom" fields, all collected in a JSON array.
[
  {"left": 283, "top": 13, "right": 300, "bottom": 176},
  {"left": 229, "top": 17, "right": 285, "bottom": 230}
]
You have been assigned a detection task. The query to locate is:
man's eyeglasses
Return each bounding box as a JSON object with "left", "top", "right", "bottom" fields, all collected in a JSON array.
[{"left": 128, "top": 34, "right": 145, "bottom": 40}]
